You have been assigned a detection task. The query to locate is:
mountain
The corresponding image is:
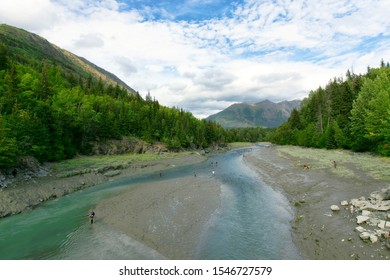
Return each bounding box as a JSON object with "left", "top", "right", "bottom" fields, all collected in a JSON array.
[
  {"left": 0, "top": 24, "right": 137, "bottom": 94},
  {"left": 206, "top": 99, "right": 301, "bottom": 128}
]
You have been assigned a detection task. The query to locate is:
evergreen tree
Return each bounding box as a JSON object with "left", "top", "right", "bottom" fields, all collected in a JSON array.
[
  {"left": 351, "top": 68, "right": 390, "bottom": 155},
  {"left": 0, "top": 116, "right": 18, "bottom": 168},
  {"left": 0, "top": 43, "right": 8, "bottom": 71}
]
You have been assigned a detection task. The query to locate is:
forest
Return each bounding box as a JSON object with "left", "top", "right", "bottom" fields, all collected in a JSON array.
[
  {"left": 0, "top": 41, "right": 230, "bottom": 168},
  {"left": 269, "top": 61, "right": 390, "bottom": 156}
]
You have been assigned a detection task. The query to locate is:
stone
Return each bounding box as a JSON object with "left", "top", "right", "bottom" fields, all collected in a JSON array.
[
  {"left": 370, "top": 190, "right": 385, "bottom": 202},
  {"left": 356, "top": 215, "right": 370, "bottom": 224},
  {"left": 103, "top": 170, "right": 121, "bottom": 177},
  {"left": 375, "top": 229, "right": 387, "bottom": 237},
  {"left": 330, "top": 205, "right": 340, "bottom": 211},
  {"left": 361, "top": 202, "right": 378, "bottom": 211},
  {"left": 369, "top": 234, "right": 378, "bottom": 243},
  {"left": 368, "top": 218, "right": 380, "bottom": 226},
  {"left": 362, "top": 210, "right": 371, "bottom": 216},
  {"left": 340, "top": 200, "right": 349, "bottom": 206},
  {"left": 376, "top": 201, "right": 390, "bottom": 211},
  {"left": 383, "top": 188, "right": 390, "bottom": 200},
  {"left": 355, "top": 226, "right": 365, "bottom": 233},
  {"left": 359, "top": 232, "right": 370, "bottom": 240},
  {"left": 378, "top": 220, "right": 386, "bottom": 229},
  {"left": 350, "top": 198, "right": 367, "bottom": 208}
]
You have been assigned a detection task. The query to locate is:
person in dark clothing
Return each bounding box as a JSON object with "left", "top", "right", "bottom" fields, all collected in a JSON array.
[{"left": 87, "top": 209, "right": 95, "bottom": 224}]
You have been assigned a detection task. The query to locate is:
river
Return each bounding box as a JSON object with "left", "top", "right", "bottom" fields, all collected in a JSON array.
[{"left": 0, "top": 146, "right": 300, "bottom": 260}]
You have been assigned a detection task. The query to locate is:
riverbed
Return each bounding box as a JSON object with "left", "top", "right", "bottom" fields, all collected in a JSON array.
[
  {"left": 0, "top": 146, "right": 300, "bottom": 260},
  {"left": 1, "top": 144, "right": 388, "bottom": 260}
]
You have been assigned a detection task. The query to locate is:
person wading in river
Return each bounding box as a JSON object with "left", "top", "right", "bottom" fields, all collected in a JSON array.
[{"left": 87, "top": 209, "right": 95, "bottom": 224}]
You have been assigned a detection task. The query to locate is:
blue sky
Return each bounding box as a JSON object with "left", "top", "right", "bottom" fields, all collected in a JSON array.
[
  {"left": 118, "top": 0, "right": 235, "bottom": 21},
  {"left": 1, "top": 0, "right": 389, "bottom": 118}
]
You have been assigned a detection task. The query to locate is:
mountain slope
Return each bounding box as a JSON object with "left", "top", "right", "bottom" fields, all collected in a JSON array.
[
  {"left": 0, "top": 24, "right": 137, "bottom": 94},
  {"left": 206, "top": 99, "right": 301, "bottom": 128}
]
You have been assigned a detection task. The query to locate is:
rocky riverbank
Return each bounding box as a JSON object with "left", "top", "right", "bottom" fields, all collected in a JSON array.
[
  {"left": 338, "top": 188, "right": 390, "bottom": 247},
  {"left": 245, "top": 145, "right": 390, "bottom": 260}
]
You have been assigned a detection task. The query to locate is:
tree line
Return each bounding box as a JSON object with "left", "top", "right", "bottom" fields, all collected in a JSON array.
[{"left": 269, "top": 61, "right": 390, "bottom": 156}]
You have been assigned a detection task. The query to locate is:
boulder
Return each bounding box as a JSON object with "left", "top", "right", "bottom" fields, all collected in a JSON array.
[
  {"left": 378, "top": 220, "right": 386, "bottom": 229},
  {"left": 361, "top": 202, "right": 379, "bottom": 211},
  {"left": 355, "top": 226, "right": 365, "bottom": 233},
  {"left": 370, "top": 190, "right": 384, "bottom": 202},
  {"left": 356, "top": 215, "right": 370, "bottom": 224},
  {"left": 330, "top": 205, "right": 340, "bottom": 211},
  {"left": 368, "top": 218, "right": 380, "bottom": 226},
  {"left": 340, "top": 200, "right": 349, "bottom": 206},
  {"left": 362, "top": 210, "right": 371, "bottom": 216},
  {"left": 350, "top": 198, "right": 367, "bottom": 209},
  {"left": 383, "top": 188, "right": 390, "bottom": 200},
  {"left": 103, "top": 170, "right": 121, "bottom": 177},
  {"left": 359, "top": 232, "right": 371, "bottom": 240},
  {"left": 369, "top": 234, "right": 378, "bottom": 243},
  {"left": 376, "top": 201, "right": 390, "bottom": 211},
  {"left": 376, "top": 229, "right": 388, "bottom": 237},
  {"left": 370, "top": 188, "right": 390, "bottom": 201}
]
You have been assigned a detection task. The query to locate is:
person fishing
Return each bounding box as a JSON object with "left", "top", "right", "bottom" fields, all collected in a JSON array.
[{"left": 87, "top": 209, "right": 95, "bottom": 224}]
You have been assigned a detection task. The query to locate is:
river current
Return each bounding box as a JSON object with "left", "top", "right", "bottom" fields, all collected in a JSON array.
[{"left": 0, "top": 146, "right": 301, "bottom": 259}]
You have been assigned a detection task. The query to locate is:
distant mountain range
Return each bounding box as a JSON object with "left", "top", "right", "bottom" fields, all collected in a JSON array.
[{"left": 206, "top": 99, "right": 301, "bottom": 128}]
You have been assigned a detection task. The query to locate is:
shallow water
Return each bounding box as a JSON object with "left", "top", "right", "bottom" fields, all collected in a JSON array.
[
  {"left": 196, "top": 148, "right": 300, "bottom": 259},
  {"left": 0, "top": 147, "right": 300, "bottom": 259}
]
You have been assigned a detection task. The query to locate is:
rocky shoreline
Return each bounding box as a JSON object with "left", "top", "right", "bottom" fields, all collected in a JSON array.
[
  {"left": 244, "top": 145, "right": 390, "bottom": 260},
  {"left": 337, "top": 188, "right": 390, "bottom": 247}
]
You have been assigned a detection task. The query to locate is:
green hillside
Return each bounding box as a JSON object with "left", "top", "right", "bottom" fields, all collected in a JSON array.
[
  {"left": 0, "top": 25, "right": 226, "bottom": 168},
  {"left": 0, "top": 24, "right": 136, "bottom": 94}
]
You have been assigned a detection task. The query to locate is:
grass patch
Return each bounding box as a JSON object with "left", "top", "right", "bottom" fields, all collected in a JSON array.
[
  {"left": 294, "top": 201, "right": 302, "bottom": 207},
  {"left": 295, "top": 215, "right": 303, "bottom": 222},
  {"left": 277, "top": 146, "right": 390, "bottom": 180},
  {"left": 52, "top": 151, "right": 191, "bottom": 174},
  {"left": 227, "top": 142, "right": 256, "bottom": 149}
]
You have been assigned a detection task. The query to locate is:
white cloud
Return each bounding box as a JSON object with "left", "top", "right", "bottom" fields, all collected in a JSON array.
[
  {"left": 74, "top": 33, "right": 105, "bottom": 48},
  {"left": 0, "top": 0, "right": 67, "bottom": 31},
  {"left": 0, "top": 0, "right": 389, "bottom": 119}
]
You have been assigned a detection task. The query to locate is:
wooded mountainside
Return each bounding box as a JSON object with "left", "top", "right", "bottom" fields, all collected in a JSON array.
[
  {"left": 0, "top": 25, "right": 227, "bottom": 168},
  {"left": 269, "top": 61, "right": 390, "bottom": 156}
]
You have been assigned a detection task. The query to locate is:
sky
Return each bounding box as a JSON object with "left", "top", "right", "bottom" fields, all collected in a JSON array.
[{"left": 0, "top": 0, "right": 389, "bottom": 119}]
